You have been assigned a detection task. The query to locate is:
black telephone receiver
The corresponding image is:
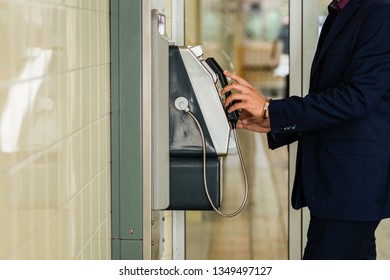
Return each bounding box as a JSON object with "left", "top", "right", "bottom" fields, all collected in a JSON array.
[{"left": 205, "top": 57, "right": 240, "bottom": 128}]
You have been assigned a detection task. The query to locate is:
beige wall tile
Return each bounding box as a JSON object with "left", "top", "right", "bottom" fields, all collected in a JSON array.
[{"left": 0, "top": 0, "right": 111, "bottom": 259}]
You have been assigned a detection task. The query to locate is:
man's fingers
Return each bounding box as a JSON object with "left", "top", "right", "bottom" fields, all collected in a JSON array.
[
  {"left": 220, "top": 82, "right": 250, "bottom": 95},
  {"left": 224, "top": 92, "right": 253, "bottom": 109},
  {"left": 224, "top": 71, "right": 254, "bottom": 89}
]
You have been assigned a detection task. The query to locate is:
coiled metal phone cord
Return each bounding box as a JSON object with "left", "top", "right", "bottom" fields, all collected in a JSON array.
[{"left": 174, "top": 96, "right": 249, "bottom": 217}]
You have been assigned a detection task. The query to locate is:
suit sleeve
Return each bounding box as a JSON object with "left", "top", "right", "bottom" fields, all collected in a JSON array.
[
  {"left": 267, "top": 131, "right": 300, "bottom": 150},
  {"left": 269, "top": 5, "right": 390, "bottom": 135}
]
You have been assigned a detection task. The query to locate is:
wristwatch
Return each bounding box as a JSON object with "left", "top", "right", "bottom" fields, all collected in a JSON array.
[{"left": 262, "top": 99, "right": 272, "bottom": 119}]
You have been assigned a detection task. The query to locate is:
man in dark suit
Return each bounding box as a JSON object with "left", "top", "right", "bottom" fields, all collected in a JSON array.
[{"left": 221, "top": 0, "right": 390, "bottom": 259}]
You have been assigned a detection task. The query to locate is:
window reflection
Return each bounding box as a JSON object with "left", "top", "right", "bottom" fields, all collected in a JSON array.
[
  {"left": 185, "top": 0, "right": 289, "bottom": 260},
  {"left": 0, "top": 48, "right": 53, "bottom": 153}
]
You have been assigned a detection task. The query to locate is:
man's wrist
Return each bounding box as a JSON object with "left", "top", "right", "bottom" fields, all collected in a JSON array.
[{"left": 262, "top": 98, "right": 272, "bottom": 119}]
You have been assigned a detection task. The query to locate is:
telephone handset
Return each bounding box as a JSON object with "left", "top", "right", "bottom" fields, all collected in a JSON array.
[
  {"left": 205, "top": 57, "right": 240, "bottom": 128},
  {"left": 168, "top": 45, "right": 249, "bottom": 217}
]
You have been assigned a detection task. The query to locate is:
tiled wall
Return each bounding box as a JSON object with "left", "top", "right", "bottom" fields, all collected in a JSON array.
[{"left": 0, "top": 0, "right": 111, "bottom": 259}]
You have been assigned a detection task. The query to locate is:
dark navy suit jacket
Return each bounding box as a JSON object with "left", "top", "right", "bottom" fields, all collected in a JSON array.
[{"left": 267, "top": 0, "right": 390, "bottom": 221}]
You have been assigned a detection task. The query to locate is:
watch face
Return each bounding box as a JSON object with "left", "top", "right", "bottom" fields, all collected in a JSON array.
[{"left": 264, "top": 99, "right": 271, "bottom": 110}]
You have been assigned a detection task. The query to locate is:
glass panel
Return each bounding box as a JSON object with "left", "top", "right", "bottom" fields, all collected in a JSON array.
[
  {"left": 185, "top": 0, "right": 289, "bottom": 260},
  {"left": 300, "top": 0, "right": 390, "bottom": 260}
]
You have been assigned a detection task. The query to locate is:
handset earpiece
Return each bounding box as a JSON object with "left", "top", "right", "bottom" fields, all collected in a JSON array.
[{"left": 205, "top": 57, "right": 239, "bottom": 128}]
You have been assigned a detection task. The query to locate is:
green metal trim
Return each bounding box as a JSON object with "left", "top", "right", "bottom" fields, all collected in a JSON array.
[
  {"left": 111, "top": 0, "right": 143, "bottom": 260},
  {"left": 112, "top": 239, "right": 142, "bottom": 260},
  {"left": 111, "top": 240, "right": 121, "bottom": 260},
  {"left": 120, "top": 240, "right": 143, "bottom": 260},
  {"left": 118, "top": 0, "right": 143, "bottom": 241}
]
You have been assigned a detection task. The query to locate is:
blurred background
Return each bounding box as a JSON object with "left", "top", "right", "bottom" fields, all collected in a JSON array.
[
  {"left": 1, "top": 0, "right": 389, "bottom": 260},
  {"left": 184, "top": 0, "right": 290, "bottom": 260}
]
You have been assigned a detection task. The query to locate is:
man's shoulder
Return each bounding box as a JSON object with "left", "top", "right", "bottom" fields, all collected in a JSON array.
[
  {"left": 360, "top": 0, "right": 390, "bottom": 8},
  {"left": 357, "top": 0, "right": 390, "bottom": 23}
]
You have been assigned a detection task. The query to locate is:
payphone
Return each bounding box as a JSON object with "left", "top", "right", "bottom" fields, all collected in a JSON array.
[{"left": 152, "top": 10, "right": 248, "bottom": 217}]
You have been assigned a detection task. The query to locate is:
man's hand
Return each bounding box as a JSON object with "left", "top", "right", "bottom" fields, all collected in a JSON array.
[
  {"left": 236, "top": 110, "right": 271, "bottom": 133},
  {"left": 221, "top": 71, "right": 271, "bottom": 133}
]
